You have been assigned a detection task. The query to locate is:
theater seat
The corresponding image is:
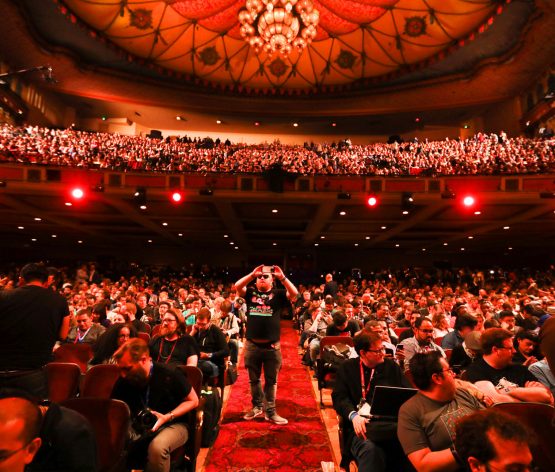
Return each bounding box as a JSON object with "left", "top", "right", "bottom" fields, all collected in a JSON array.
[
  {"left": 81, "top": 364, "right": 121, "bottom": 399},
  {"left": 61, "top": 398, "right": 130, "bottom": 472},
  {"left": 317, "top": 336, "right": 354, "bottom": 408},
  {"left": 53, "top": 343, "right": 93, "bottom": 373},
  {"left": 174, "top": 365, "right": 204, "bottom": 472},
  {"left": 137, "top": 331, "right": 150, "bottom": 343},
  {"left": 491, "top": 402, "right": 555, "bottom": 471},
  {"left": 44, "top": 362, "right": 81, "bottom": 403}
]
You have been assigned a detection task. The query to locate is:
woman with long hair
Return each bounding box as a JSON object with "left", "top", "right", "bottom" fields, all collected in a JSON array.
[{"left": 89, "top": 322, "right": 137, "bottom": 365}]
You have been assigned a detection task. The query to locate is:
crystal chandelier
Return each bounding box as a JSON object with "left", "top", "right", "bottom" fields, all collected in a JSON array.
[{"left": 238, "top": 0, "right": 319, "bottom": 55}]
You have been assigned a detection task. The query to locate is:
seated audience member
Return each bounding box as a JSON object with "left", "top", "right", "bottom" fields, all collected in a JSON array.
[
  {"left": 441, "top": 314, "right": 478, "bottom": 350},
  {"left": 90, "top": 322, "right": 138, "bottom": 366},
  {"left": 396, "top": 301, "right": 415, "bottom": 328},
  {"left": 302, "top": 305, "right": 330, "bottom": 367},
  {"left": 136, "top": 293, "right": 154, "bottom": 323},
  {"left": 65, "top": 308, "right": 105, "bottom": 345},
  {"left": 464, "top": 328, "right": 553, "bottom": 404},
  {"left": 111, "top": 338, "right": 199, "bottom": 472},
  {"left": 398, "top": 312, "right": 422, "bottom": 343},
  {"left": 126, "top": 302, "right": 150, "bottom": 334},
  {"left": 364, "top": 320, "right": 396, "bottom": 356},
  {"left": 190, "top": 307, "right": 229, "bottom": 379},
  {"left": 431, "top": 313, "right": 453, "bottom": 339},
  {"left": 91, "top": 302, "right": 111, "bottom": 329},
  {"left": 326, "top": 309, "right": 360, "bottom": 337},
  {"left": 512, "top": 330, "right": 539, "bottom": 366},
  {"left": 332, "top": 332, "right": 411, "bottom": 471},
  {"left": 397, "top": 352, "right": 484, "bottom": 472},
  {"left": 0, "top": 390, "right": 42, "bottom": 472},
  {"left": 528, "top": 357, "right": 555, "bottom": 396},
  {"left": 149, "top": 310, "right": 199, "bottom": 366},
  {"left": 398, "top": 316, "right": 445, "bottom": 371},
  {"left": 217, "top": 300, "right": 240, "bottom": 365},
  {"left": 449, "top": 331, "right": 482, "bottom": 373},
  {"left": 497, "top": 310, "right": 520, "bottom": 335},
  {"left": 0, "top": 389, "right": 98, "bottom": 472},
  {"left": 454, "top": 409, "right": 533, "bottom": 472}
]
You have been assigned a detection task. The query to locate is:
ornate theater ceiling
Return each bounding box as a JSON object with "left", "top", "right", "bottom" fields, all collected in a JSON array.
[{"left": 60, "top": 0, "right": 510, "bottom": 92}]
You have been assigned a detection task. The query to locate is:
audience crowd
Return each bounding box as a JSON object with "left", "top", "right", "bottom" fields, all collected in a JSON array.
[
  {"left": 1, "top": 124, "right": 554, "bottom": 176},
  {"left": 1, "top": 260, "right": 554, "bottom": 472}
]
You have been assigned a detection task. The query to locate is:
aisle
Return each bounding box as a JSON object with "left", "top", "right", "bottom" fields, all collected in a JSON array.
[{"left": 203, "top": 320, "right": 335, "bottom": 471}]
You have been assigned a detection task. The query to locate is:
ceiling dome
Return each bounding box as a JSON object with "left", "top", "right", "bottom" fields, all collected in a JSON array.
[{"left": 61, "top": 0, "right": 505, "bottom": 91}]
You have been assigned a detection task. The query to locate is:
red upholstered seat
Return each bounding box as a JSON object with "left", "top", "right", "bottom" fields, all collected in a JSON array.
[
  {"left": 81, "top": 364, "right": 121, "bottom": 399},
  {"left": 44, "top": 362, "right": 81, "bottom": 403},
  {"left": 61, "top": 398, "right": 130, "bottom": 472},
  {"left": 53, "top": 343, "right": 93, "bottom": 373},
  {"left": 137, "top": 331, "right": 150, "bottom": 343}
]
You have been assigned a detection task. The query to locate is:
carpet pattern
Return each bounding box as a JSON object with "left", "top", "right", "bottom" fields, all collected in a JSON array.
[{"left": 203, "top": 320, "right": 334, "bottom": 471}]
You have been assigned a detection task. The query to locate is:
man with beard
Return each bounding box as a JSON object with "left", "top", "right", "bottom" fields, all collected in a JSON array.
[
  {"left": 234, "top": 264, "right": 298, "bottom": 425},
  {"left": 111, "top": 338, "right": 199, "bottom": 472},
  {"left": 190, "top": 308, "right": 229, "bottom": 380},
  {"left": 149, "top": 310, "right": 199, "bottom": 367},
  {"left": 398, "top": 317, "right": 445, "bottom": 372}
]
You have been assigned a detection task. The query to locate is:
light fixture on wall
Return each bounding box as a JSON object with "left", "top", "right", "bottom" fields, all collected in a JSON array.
[{"left": 238, "top": 0, "right": 319, "bottom": 55}]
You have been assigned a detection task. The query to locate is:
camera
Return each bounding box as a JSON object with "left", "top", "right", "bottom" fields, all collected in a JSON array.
[{"left": 134, "top": 408, "right": 157, "bottom": 434}]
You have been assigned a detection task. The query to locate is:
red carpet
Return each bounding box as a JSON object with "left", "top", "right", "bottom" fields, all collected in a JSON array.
[{"left": 203, "top": 320, "right": 335, "bottom": 471}]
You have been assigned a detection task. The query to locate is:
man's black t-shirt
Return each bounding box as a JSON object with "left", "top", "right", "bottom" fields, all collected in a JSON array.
[
  {"left": 149, "top": 335, "right": 199, "bottom": 366},
  {"left": 0, "top": 285, "right": 69, "bottom": 369},
  {"left": 465, "top": 357, "right": 536, "bottom": 387},
  {"left": 111, "top": 362, "right": 192, "bottom": 421},
  {"left": 326, "top": 319, "right": 359, "bottom": 337},
  {"left": 245, "top": 287, "right": 289, "bottom": 343}
]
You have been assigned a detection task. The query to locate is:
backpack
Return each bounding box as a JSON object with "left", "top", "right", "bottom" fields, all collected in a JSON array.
[
  {"left": 321, "top": 343, "right": 351, "bottom": 372},
  {"left": 201, "top": 386, "right": 222, "bottom": 447}
]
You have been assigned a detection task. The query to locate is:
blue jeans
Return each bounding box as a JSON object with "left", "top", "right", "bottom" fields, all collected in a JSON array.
[
  {"left": 244, "top": 340, "right": 282, "bottom": 413},
  {"left": 198, "top": 359, "right": 219, "bottom": 379}
]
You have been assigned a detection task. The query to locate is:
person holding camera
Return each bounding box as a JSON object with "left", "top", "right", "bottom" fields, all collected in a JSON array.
[
  {"left": 111, "top": 338, "right": 199, "bottom": 472},
  {"left": 234, "top": 264, "right": 298, "bottom": 425}
]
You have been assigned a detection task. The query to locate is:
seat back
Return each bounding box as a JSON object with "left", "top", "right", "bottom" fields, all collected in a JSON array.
[
  {"left": 394, "top": 327, "right": 410, "bottom": 338},
  {"left": 53, "top": 343, "right": 93, "bottom": 373},
  {"left": 137, "top": 331, "right": 150, "bottom": 343},
  {"left": 176, "top": 366, "right": 203, "bottom": 471},
  {"left": 81, "top": 364, "right": 121, "bottom": 399},
  {"left": 44, "top": 362, "right": 81, "bottom": 403},
  {"left": 151, "top": 324, "right": 161, "bottom": 338},
  {"left": 491, "top": 402, "right": 555, "bottom": 470},
  {"left": 444, "top": 348, "right": 453, "bottom": 362},
  {"left": 61, "top": 398, "right": 130, "bottom": 472}
]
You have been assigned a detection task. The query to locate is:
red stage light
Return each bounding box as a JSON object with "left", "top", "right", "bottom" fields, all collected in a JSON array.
[
  {"left": 71, "top": 187, "right": 84, "bottom": 199},
  {"left": 462, "top": 195, "right": 475, "bottom": 207},
  {"left": 171, "top": 191, "right": 183, "bottom": 203},
  {"left": 367, "top": 195, "right": 378, "bottom": 207}
]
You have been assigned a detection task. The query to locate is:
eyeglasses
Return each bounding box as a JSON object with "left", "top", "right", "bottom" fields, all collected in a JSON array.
[
  {"left": 257, "top": 274, "right": 271, "bottom": 280},
  {"left": 419, "top": 329, "right": 434, "bottom": 334},
  {"left": 496, "top": 345, "right": 514, "bottom": 351},
  {"left": 162, "top": 318, "right": 177, "bottom": 324},
  {"left": 435, "top": 367, "right": 455, "bottom": 377},
  {"left": 367, "top": 347, "right": 386, "bottom": 354}
]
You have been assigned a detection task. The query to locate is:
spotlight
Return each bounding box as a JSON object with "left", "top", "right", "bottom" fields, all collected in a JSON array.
[
  {"left": 462, "top": 195, "right": 476, "bottom": 208},
  {"left": 133, "top": 187, "right": 147, "bottom": 207},
  {"left": 366, "top": 195, "right": 378, "bottom": 207},
  {"left": 70, "top": 187, "right": 85, "bottom": 200},
  {"left": 171, "top": 191, "right": 183, "bottom": 203},
  {"left": 0, "top": 180, "right": 6, "bottom": 187},
  {"left": 401, "top": 192, "right": 414, "bottom": 212}
]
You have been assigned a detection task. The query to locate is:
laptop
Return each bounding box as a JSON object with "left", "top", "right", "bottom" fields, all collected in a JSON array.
[{"left": 368, "top": 386, "right": 417, "bottom": 421}]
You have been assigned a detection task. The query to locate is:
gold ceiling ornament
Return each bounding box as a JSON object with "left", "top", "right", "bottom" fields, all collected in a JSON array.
[{"left": 238, "top": 0, "right": 319, "bottom": 56}]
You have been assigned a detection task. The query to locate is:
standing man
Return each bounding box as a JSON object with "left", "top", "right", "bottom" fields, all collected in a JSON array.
[
  {"left": 0, "top": 263, "right": 70, "bottom": 398},
  {"left": 235, "top": 264, "right": 298, "bottom": 425}
]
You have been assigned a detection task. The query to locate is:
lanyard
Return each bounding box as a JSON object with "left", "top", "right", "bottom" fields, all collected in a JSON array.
[
  {"left": 75, "top": 327, "right": 91, "bottom": 343},
  {"left": 157, "top": 338, "right": 178, "bottom": 364},
  {"left": 359, "top": 359, "right": 375, "bottom": 401},
  {"left": 141, "top": 361, "right": 154, "bottom": 408}
]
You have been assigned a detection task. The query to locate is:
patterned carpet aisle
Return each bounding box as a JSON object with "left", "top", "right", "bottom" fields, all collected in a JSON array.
[{"left": 203, "top": 320, "right": 335, "bottom": 471}]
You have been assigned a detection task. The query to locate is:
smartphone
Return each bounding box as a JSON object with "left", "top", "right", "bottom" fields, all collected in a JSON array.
[
  {"left": 262, "top": 265, "right": 275, "bottom": 274},
  {"left": 396, "top": 344, "right": 404, "bottom": 352}
]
